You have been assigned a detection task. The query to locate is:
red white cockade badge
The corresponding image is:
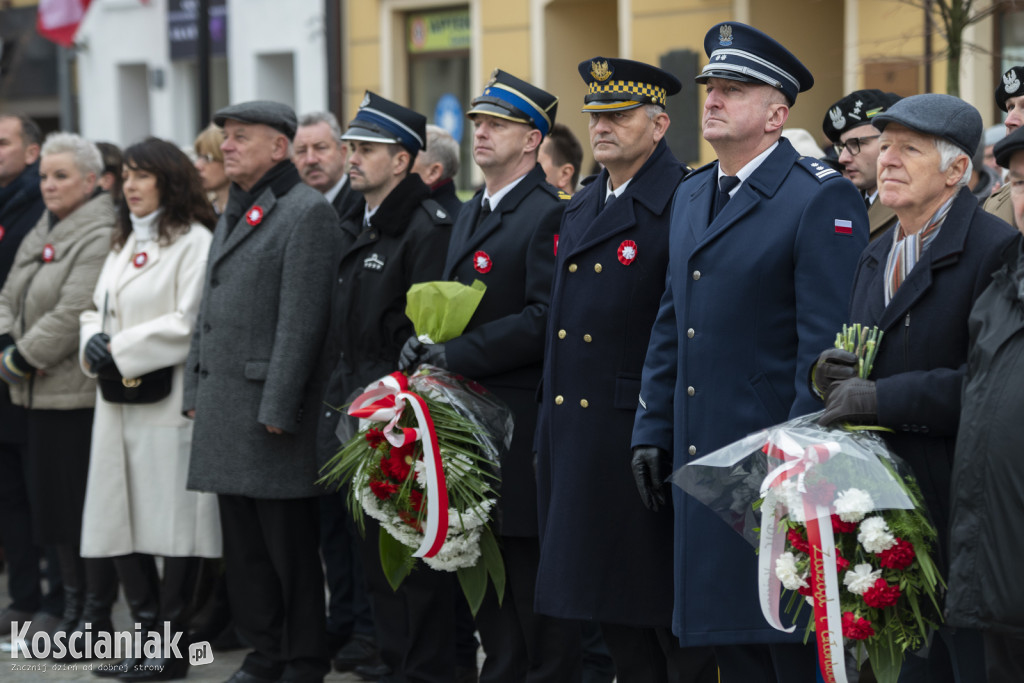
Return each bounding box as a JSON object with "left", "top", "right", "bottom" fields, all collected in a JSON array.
[
  {"left": 618, "top": 240, "right": 638, "bottom": 266},
  {"left": 246, "top": 206, "right": 264, "bottom": 226},
  {"left": 41, "top": 244, "right": 55, "bottom": 262},
  {"left": 0, "top": 225, "right": 5, "bottom": 242},
  {"left": 133, "top": 252, "right": 148, "bottom": 268},
  {"left": 473, "top": 251, "right": 492, "bottom": 274}
]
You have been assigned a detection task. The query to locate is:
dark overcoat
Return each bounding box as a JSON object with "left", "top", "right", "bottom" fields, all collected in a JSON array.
[
  {"left": 442, "top": 164, "right": 566, "bottom": 537},
  {"left": 946, "top": 235, "right": 1024, "bottom": 637},
  {"left": 317, "top": 174, "right": 452, "bottom": 463},
  {"left": 184, "top": 177, "right": 341, "bottom": 499},
  {"left": 847, "top": 186, "right": 1016, "bottom": 574},
  {"left": 534, "top": 139, "right": 684, "bottom": 626},
  {"left": 631, "top": 138, "right": 869, "bottom": 646},
  {"left": 331, "top": 178, "right": 362, "bottom": 223}
]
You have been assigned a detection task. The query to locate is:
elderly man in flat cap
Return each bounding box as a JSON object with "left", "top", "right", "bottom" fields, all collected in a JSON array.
[
  {"left": 533, "top": 56, "right": 716, "bottom": 683},
  {"left": 815, "top": 93, "right": 1017, "bottom": 682},
  {"left": 398, "top": 68, "right": 578, "bottom": 683},
  {"left": 630, "top": 22, "right": 868, "bottom": 681},
  {"left": 983, "top": 65, "right": 1024, "bottom": 224},
  {"left": 184, "top": 100, "right": 342, "bottom": 683},
  {"left": 823, "top": 89, "right": 901, "bottom": 240}
]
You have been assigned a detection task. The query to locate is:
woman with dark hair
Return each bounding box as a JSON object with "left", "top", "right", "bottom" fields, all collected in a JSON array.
[{"left": 78, "top": 137, "right": 218, "bottom": 681}]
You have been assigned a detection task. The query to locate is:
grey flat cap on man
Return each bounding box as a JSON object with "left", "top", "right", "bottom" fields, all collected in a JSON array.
[
  {"left": 872, "top": 93, "right": 982, "bottom": 158},
  {"left": 214, "top": 100, "right": 298, "bottom": 140}
]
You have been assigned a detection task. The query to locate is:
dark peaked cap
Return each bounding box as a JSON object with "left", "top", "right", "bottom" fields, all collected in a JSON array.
[
  {"left": 341, "top": 91, "right": 427, "bottom": 155},
  {"left": 214, "top": 100, "right": 298, "bottom": 140},
  {"left": 578, "top": 57, "right": 682, "bottom": 112},
  {"left": 994, "top": 125, "right": 1024, "bottom": 169},
  {"left": 696, "top": 22, "right": 813, "bottom": 105},
  {"left": 467, "top": 69, "right": 558, "bottom": 137}
]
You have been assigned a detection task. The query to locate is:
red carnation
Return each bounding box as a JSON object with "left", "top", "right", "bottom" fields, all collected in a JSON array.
[
  {"left": 842, "top": 612, "right": 875, "bottom": 640},
  {"left": 878, "top": 538, "right": 916, "bottom": 570},
  {"left": 787, "top": 528, "right": 810, "bottom": 554},
  {"left": 863, "top": 577, "right": 901, "bottom": 608},
  {"left": 369, "top": 479, "right": 398, "bottom": 500},
  {"left": 381, "top": 442, "right": 414, "bottom": 481},
  {"left": 831, "top": 515, "right": 858, "bottom": 534},
  {"left": 365, "top": 429, "right": 386, "bottom": 449},
  {"left": 409, "top": 489, "right": 424, "bottom": 512},
  {"left": 835, "top": 550, "right": 850, "bottom": 573},
  {"left": 806, "top": 481, "right": 837, "bottom": 507}
]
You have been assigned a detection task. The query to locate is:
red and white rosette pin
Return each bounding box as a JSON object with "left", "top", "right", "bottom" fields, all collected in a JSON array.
[
  {"left": 348, "top": 372, "right": 450, "bottom": 558},
  {"left": 41, "top": 244, "right": 55, "bottom": 262},
  {"left": 473, "top": 251, "right": 492, "bottom": 274},
  {"left": 0, "top": 225, "right": 5, "bottom": 242},
  {"left": 618, "top": 240, "right": 638, "bottom": 266},
  {"left": 553, "top": 234, "right": 559, "bottom": 256},
  {"left": 133, "top": 252, "right": 148, "bottom": 268},
  {"left": 246, "top": 206, "right": 264, "bottom": 226}
]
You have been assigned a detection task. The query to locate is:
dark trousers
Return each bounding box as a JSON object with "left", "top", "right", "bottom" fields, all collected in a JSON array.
[
  {"left": 0, "top": 440, "right": 61, "bottom": 615},
  {"left": 359, "top": 517, "right": 457, "bottom": 683},
  {"left": 319, "top": 489, "right": 374, "bottom": 644},
  {"left": 984, "top": 631, "right": 1024, "bottom": 683},
  {"left": 714, "top": 643, "right": 818, "bottom": 683},
  {"left": 218, "top": 494, "right": 329, "bottom": 683},
  {"left": 601, "top": 622, "right": 716, "bottom": 683},
  {"left": 476, "top": 535, "right": 582, "bottom": 683}
]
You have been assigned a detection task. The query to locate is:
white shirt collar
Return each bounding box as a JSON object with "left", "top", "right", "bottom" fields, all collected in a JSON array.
[
  {"left": 605, "top": 177, "right": 633, "bottom": 203},
  {"left": 483, "top": 172, "right": 529, "bottom": 211},
  {"left": 716, "top": 141, "right": 779, "bottom": 197},
  {"left": 324, "top": 175, "right": 348, "bottom": 203}
]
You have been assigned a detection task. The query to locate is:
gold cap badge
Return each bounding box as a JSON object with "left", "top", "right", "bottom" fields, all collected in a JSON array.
[{"left": 590, "top": 60, "right": 612, "bottom": 82}]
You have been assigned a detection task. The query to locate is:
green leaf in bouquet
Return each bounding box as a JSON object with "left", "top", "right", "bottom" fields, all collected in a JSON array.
[
  {"left": 457, "top": 558, "right": 488, "bottom": 617},
  {"left": 480, "top": 527, "right": 505, "bottom": 607},
  {"left": 865, "top": 638, "right": 902, "bottom": 683},
  {"left": 379, "top": 527, "right": 415, "bottom": 592},
  {"left": 406, "top": 279, "right": 487, "bottom": 343}
]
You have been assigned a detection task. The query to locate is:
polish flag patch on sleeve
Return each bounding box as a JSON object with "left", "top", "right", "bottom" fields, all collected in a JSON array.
[{"left": 834, "top": 219, "right": 853, "bottom": 235}]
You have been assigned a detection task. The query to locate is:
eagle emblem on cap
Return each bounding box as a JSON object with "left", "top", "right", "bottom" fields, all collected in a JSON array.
[
  {"left": 1005, "top": 69, "right": 1021, "bottom": 95},
  {"left": 590, "top": 60, "right": 612, "bottom": 82},
  {"left": 719, "top": 24, "right": 733, "bottom": 46},
  {"left": 360, "top": 92, "right": 371, "bottom": 108},
  {"left": 828, "top": 106, "right": 846, "bottom": 131}
]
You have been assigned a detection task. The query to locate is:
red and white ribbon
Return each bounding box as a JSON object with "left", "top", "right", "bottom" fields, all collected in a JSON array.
[
  {"left": 348, "top": 372, "right": 449, "bottom": 558},
  {"left": 758, "top": 436, "right": 846, "bottom": 683}
]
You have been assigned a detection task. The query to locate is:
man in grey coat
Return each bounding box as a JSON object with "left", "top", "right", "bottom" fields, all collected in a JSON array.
[{"left": 184, "top": 100, "right": 342, "bottom": 683}]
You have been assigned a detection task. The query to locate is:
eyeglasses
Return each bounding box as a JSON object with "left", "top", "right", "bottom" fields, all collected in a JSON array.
[
  {"left": 195, "top": 153, "right": 219, "bottom": 164},
  {"left": 834, "top": 135, "right": 881, "bottom": 156}
]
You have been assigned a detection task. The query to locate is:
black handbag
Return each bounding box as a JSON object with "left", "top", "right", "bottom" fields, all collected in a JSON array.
[{"left": 95, "top": 292, "right": 174, "bottom": 404}]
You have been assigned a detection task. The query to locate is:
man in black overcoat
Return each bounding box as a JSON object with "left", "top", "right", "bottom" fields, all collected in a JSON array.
[
  {"left": 294, "top": 111, "right": 361, "bottom": 222},
  {"left": 412, "top": 124, "right": 463, "bottom": 220},
  {"left": 399, "top": 69, "right": 579, "bottom": 683},
  {"left": 534, "top": 57, "right": 715, "bottom": 683}
]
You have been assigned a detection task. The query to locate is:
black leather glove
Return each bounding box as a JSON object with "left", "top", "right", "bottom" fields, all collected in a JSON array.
[
  {"left": 85, "top": 333, "right": 116, "bottom": 376},
  {"left": 810, "top": 348, "right": 858, "bottom": 400},
  {"left": 397, "top": 336, "right": 447, "bottom": 372},
  {"left": 631, "top": 446, "right": 672, "bottom": 512},
  {"left": 820, "top": 378, "right": 878, "bottom": 427}
]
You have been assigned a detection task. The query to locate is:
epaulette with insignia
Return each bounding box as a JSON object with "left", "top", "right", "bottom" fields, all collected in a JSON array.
[
  {"left": 684, "top": 161, "right": 716, "bottom": 182},
  {"left": 557, "top": 190, "right": 572, "bottom": 201},
  {"left": 420, "top": 198, "right": 453, "bottom": 226},
  {"left": 796, "top": 156, "right": 841, "bottom": 183}
]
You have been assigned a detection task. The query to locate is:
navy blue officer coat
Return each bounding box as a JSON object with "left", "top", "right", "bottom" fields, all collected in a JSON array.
[
  {"left": 534, "top": 139, "right": 685, "bottom": 627},
  {"left": 442, "top": 163, "right": 566, "bottom": 538},
  {"left": 632, "top": 137, "right": 868, "bottom": 647},
  {"left": 848, "top": 186, "right": 1015, "bottom": 576}
]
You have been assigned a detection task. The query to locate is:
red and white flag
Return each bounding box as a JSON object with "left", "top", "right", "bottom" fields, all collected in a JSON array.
[{"left": 36, "top": 0, "right": 93, "bottom": 47}]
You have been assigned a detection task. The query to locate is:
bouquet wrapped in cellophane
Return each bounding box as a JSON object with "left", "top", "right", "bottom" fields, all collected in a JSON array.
[{"left": 673, "top": 326, "right": 943, "bottom": 683}]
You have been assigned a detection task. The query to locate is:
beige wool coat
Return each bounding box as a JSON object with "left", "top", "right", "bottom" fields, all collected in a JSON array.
[
  {"left": 79, "top": 224, "right": 221, "bottom": 558},
  {"left": 0, "top": 192, "right": 113, "bottom": 409}
]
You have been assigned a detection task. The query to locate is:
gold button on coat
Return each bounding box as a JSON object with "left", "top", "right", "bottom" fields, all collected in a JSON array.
[
  {"left": 692, "top": 270, "right": 701, "bottom": 280},
  {"left": 594, "top": 263, "right": 603, "bottom": 273},
  {"left": 688, "top": 445, "right": 697, "bottom": 455},
  {"left": 555, "top": 395, "right": 564, "bottom": 405},
  {"left": 558, "top": 329, "right": 567, "bottom": 339},
  {"left": 583, "top": 334, "right": 592, "bottom": 342},
  {"left": 687, "top": 328, "right": 695, "bottom": 338},
  {"left": 580, "top": 399, "right": 589, "bottom": 408},
  {"left": 687, "top": 386, "right": 695, "bottom": 396},
  {"left": 568, "top": 264, "right": 578, "bottom": 272}
]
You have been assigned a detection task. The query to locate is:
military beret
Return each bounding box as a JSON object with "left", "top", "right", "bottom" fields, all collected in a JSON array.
[
  {"left": 872, "top": 93, "right": 982, "bottom": 158},
  {"left": 822, "top": 89, "right": 901, "bottom": 143},
  {"left": 577, "top": 57, "right": 682, "bottom": 112},
  {"left": 341, "top": 91, "right": 427, "bottom": 156},
  {"left": 996, "top": 66, "right": 1024, "bottom": 112},
  {"left": 695, "top": 22, "right": 813, "bottom": 105},
  {"left": 467, "top": 69, "right": 558, "bottom": 137},
  {"left": 994, "top": 125, "right": 1024, "bottom": 169},
  {"left": 214, "top": 100, "right": 297, "bottom": 140}
]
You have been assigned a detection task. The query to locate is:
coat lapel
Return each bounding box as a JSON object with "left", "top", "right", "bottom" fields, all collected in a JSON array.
[
  {"left": 212, "top": 189, "right": 279, "bottom": 266},
  {"left": 112, "top": 234, "right": 162, "bottom": 293}
]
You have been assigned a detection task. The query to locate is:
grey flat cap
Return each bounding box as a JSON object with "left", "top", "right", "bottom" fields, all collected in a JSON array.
[
  {"left": 214, "top": 100, "right": 297, "bottom": 140},
  {"left": 871, "top": 93, "right": 982, "bottom": 158}
]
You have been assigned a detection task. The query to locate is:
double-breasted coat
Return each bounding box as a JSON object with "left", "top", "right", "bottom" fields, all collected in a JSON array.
[
  {"left": 79, "top": 224, "right": 221, "bottom": 558},
  {"left": 442, "top": 164, "right": 566, "bottom": 538},
  {"left": 184, "top": 176, "right": 341, "bottom": 499},
  {"left": 632, "top": 138, "right": 869, "bottom": 646},
  {"left": 534, "top": 139, "right": 684, "bottom": 626},
  {"left": 847, "top": 187, "right": 1016, "bottom": 574}
]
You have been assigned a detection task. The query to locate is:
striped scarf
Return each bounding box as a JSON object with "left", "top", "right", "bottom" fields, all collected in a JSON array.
[{"left": 884, "top": 195, "right": 956, "bottom": 306}]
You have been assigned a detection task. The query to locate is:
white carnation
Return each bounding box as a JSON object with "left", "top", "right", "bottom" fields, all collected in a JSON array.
[
  {"left": 857, "top": 516, "right": 896, "bottom": 554},
  {"left": 843, "top": 563, "right": 882, "bottom": 595},
  {"left": 777, "top": 480, "right": 807, "bottom": 523},
  {"left": 834, "top": 488, "right": 874, "bottom": 523},
  {"left": 775, "top": 552, "right": 810, "bottom": 591}
]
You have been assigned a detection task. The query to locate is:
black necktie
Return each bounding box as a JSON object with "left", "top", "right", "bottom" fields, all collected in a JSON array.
[
  {"left": 476, "top": 199, "right": 492, "bottom": 231},
  {"left": 713, "top": 176, "right": 740, "bottom": 218}
]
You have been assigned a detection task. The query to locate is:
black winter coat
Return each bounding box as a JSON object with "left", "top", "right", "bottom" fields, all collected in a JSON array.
[{"left": 946, "top": 234, "right": 1024, "bottom": 636}]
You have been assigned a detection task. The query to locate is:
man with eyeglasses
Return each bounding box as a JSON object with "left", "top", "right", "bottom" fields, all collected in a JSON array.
[{"left": 823, "top": 89, "right": 901, "bottom": 240}]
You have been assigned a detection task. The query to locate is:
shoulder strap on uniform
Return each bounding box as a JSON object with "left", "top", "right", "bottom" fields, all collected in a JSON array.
[
  {"left": 419, "top": 198, "right": 454, "bottom": 226},
  {"left": 795, "top": 156, "right": 842, "bottom": 183}
]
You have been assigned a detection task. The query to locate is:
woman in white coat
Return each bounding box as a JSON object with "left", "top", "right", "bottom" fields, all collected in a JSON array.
[{"left": 79, "top": 137, "right": 219, "bottom": 681}]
